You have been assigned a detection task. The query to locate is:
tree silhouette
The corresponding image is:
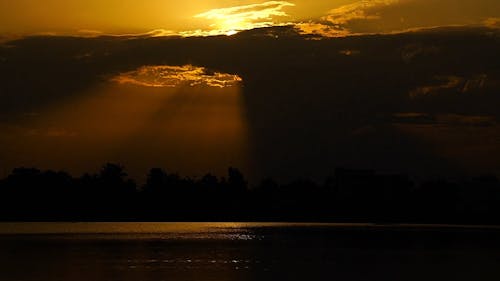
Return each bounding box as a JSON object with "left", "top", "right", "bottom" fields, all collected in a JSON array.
[
  {"left": 100, "top": 163, "right": 127, "bottom": 183},
  {"left": 227, "top": 167, "right": 247, "bottom": 192},
  {"left": 144, "top": 168, "right": 169, "bottom": 194},
  {"left": 0, "top": 164, "right": 499, "bottom": 223},
  {"left": 200, "top": 173, "right": 219, "bottom": 190}
]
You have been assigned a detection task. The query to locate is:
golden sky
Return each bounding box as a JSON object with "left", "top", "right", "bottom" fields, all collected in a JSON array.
[
  {"left": 0, "top": 1, "right": 499, "bottom": 180},
  {"left": 0, "top": 0, "right": 498, "bottom": 36}
]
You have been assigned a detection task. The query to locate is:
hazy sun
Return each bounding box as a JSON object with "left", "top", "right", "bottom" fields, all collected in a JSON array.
[{"left": 194, "top": 1, "right": 295, "bottom": 36}]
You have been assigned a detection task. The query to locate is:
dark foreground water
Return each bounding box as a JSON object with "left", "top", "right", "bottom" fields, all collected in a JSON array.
[{"left": 1, "top": 223, "right": 500, "bottom": 281}]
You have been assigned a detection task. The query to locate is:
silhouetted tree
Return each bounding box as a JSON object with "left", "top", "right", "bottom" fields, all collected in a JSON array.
[
  {"left": 227, "top": 167, "right": 247, "bottom": 192},
  {"left": 100, "top": 163, "right": 127, "bottom": 183},
  {"left": 0, "top": 164, "right": 499, "bottom": 223},
  {"left": 144, "top": 168, "right": 169, "bottom": 194},
  {"left": 200, "top": 173, "right": 219, "bottom": 190},
  {"left": 258, "top": 178, "right": 279, "bottom": 192}
]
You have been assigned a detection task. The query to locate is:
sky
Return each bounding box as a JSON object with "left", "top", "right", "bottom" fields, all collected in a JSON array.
[
  {"left": 0, "top": 0, "right": 498, "bottom": 36},
  {"left": 0, "top": 1, "right": 499, "bottom": 181}
]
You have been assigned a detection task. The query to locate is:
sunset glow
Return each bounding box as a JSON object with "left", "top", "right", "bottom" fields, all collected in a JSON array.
[
  {"left": 1, "top": 65, "right": 250, "bottom": 178},
  {"left": 0, "top": 0, "right": 499, "bottom": 187},
  {"left": 194, "top": 1, "right": 295, "bottom": 36},
  {"left": 1, "top": 1, "right": 497, "bottom": 38},
  {"left": 1, "top": 2, "right": 500, "bottom": 278}
]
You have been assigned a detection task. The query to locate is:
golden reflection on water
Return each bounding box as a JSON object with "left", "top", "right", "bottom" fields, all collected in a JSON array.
[
  {"left": 1, "top": 222, "right": 499, "bottom": 281},
  {"left": 0, "top": 222, "right": 253, "bottom": 234},
  {"left": 1, "top": 222, "right": 497, "bottom": 235}
]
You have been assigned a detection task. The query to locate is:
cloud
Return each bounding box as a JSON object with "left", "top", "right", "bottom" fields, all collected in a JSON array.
[
  {"left": 339, "top": 49, "right": 361, "bottom": 56},
  {"left": 324, "top": 0, "right": 399, "bottom": 26},
  {"left": 77, "top": 29, "right": 105, "bottom": 37},
  {"left": 438, "top": 114, "right": 497, "bottom": 127},
  {"left": 409, "top": 76, "right": 463, "bottom": 98},
  {"left": 76, "top": 28, "right": 224, "bottom": 38},
  {"left": 44, "top": 128, "right": 78, "bottom": 138},
  {"left": 112, "top": 65, "right": 242, "bottom": 88},
  {"left": 392, "top": 113, "right": 497, "bottom": 127},
  {"left": 401, "top": 43, "right": 440, "bottom": 63},
  {"left": 0, "top": 35, "right": 14, "bottom": 44},
  {"left": 75, "top": 2, "right": 296, "bottom": 38},
  {"left": 194, "top": 1, "right": 295, "bottom": 35},
  {"left": 295, "top": 22, "right": 351, "bottom": 37},
  {"left": 296, "top": 0, "right": 500, "bottom": 38},
  {"left": 392, "top": 113, "right": 435, "bottom": 124},
  {"left": 76, "top": 28, "right": 178, "bottom": 38},
  {"left": 484, "top": 18, "right": 500, "bottom": 28},
  {"left": 1, "top": 25, "right": 499, "bottom": 179},
  {"left": 297, "top": 0, "right": 399, "bottom": 37},
  {"left": 410, "top": 74, "right": 489, "bottom": 98},
  {"left": 22, "top": 127, "right": 78, "bottom": 138}
]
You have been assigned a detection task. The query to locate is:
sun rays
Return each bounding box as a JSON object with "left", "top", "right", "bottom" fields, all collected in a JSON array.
[{"left": 2, "top": 65, "right": 251, "bottom": 179}]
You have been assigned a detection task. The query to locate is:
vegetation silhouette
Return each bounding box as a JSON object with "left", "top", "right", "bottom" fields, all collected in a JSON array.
[{"left": 0, "top": 164, "right": 499, "bottom": 223}]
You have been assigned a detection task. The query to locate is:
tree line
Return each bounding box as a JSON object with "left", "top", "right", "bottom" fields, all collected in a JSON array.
[{"left": 0, "top": 163, "right": 499, "bottom": 223}]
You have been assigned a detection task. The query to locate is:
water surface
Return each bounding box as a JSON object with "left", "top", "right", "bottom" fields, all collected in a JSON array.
[{"left": 1, "top": 223, "right": 499, "bottom": 281}]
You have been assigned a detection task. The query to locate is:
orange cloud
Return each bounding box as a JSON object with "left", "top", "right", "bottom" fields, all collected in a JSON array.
[
  {"left": 410, "top": 74, "right": 489, "bottom": 98},
  {"left": 112, "top": 65, "right": 242, "bottom": 88},
  {"left": 194, "top": 1, "right": 295, "bottom": 35},
  {"left": 484, "top": 17, "right": 500, "bottom": 28},
  {"left": 296, "top": 0, "right": 500, "bottom": 38},
  {"left": 325, "top": 0, "right": 398, "bottom": 25},
  {"left": 297, "top": 0, "right": 399, "bottom": 37}
]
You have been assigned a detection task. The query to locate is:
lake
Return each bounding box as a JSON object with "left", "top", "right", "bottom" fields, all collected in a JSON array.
[{"left": 0, "top": 223, "right": 500, "bottom": 281}]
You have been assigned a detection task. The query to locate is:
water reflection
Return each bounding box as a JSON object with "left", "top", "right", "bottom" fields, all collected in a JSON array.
[
  {"left": 0, "top": 222, "right": 264, "bottom": 241},
  {"left": 1, "top": 223, "right": 500, "bottom": 281}
]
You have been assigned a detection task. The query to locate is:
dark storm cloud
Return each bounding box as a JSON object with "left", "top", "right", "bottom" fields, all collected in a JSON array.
[{"left": 0, "top": 25, "right": 499, "bottom": 179}]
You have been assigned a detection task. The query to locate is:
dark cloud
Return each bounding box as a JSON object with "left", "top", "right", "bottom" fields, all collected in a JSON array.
[
  {"left": 0, "top": 25, "right": 499, "bottom": 180},
  {"left": 409, "top": 74, "right": 490, "bottom": 98},
  {"left": 392, "top": 113, "right": 497, "bottom": 127}
]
